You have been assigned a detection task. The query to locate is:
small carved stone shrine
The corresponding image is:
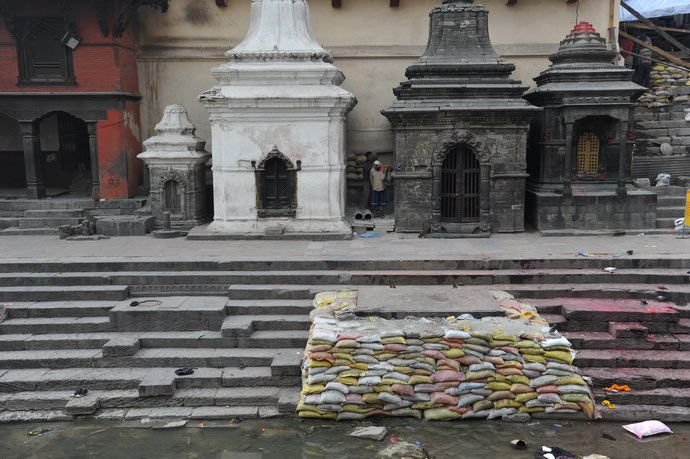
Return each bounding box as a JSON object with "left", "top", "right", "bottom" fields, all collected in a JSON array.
[
  {"left": 524, "top": 22, "right": 654, "bottom": 231},
  {"left": 199, "top": 0, "right": 356, "bottom": 237},
  {"left": 382, "top": 0, "right": 539, "bottom": 235},
  {"left": 137, "top": 104, "right": 211, "bottom": 229}
]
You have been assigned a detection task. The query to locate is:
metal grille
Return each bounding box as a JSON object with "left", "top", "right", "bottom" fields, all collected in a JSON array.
[
  {"left": 576, "top": 132, "right": 600, "bottom": 174},
  {"left": 262, "top": 157, "right": 291, "bottom": 209},
  {"left": 441, "top": 145, "right": 480, "bottom": 223},
  {"left": 164, "top": 180, "right": 181, "bottom": 213}
]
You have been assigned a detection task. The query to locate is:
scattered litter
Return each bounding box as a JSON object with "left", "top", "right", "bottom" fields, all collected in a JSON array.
[
  {"left": 535, "top": 445, "right": 577, "bottom": 459},
  {"left": 376, "top": 441, "right": 428, "bottom": 459},
  {"left": 583, "top": 455, "right": 610, "bottom": 459},
  {"left": 27, "top": 427, "right": 54, "bottom": 436},
  {"left": 89, "top": 428, "right": 107, "bottom": 435},
  {"left": 640, "top": 299, "right": 648, "bottom": 305},
  {"left": 72, "top": 387, "right": 88, "bottom": 398},
  {"left": 350, "top": 426, "right": 388, "bottom": 441},
  {"left": 656, "top": 295, "right": 668, "bottom": 302},
  {"left": 175, "top": 368, "right": 195, "bottom": 376},
  {"left": 510, "top": 439, "right": 527, "bottom": 450},
  {"left": 604, "top": 384, "right": 631, "bottom": 393},
  {"left": 657, "top": 285, "right": 668, "bottom": 291},
  {"left": 550, "top": 423, "right": 563, "bottom": 434},
  {"left": 602, "top": 433, "right": 616, "bottom": 441},
  {"left": 623, "top": 420, "right": 673, "bottom": 439},
  {"left": 626, "top": 250, "right": 634, "bottom": 255},
  {"left": 358, "top": 231, "right": 382, "bottom": 238},
  {"left": 601, "top": 400, "right": 616, "bottom": 409},
  {"left": 603, "top": 267, "right": 616, "bottom": 274},
  {"left": 130, "top": 300, "right": 162, "bottom": 307},
  {"left": 140, "top": 417, "right": 151, "bottom": 424},
  {"left": 154, "top": 420, "right": 188, "bottom": 429}
]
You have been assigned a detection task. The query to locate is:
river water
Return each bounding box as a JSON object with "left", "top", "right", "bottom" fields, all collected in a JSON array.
[{"left": 2, "top": 418, "right": 688, "bottom": 459}]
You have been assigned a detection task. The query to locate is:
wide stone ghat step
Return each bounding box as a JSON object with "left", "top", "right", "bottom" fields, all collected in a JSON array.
[
  {"left": 0, "top": 269, "right": 688, "bottom": 287},
  {"left": 0, "top": 257, "right": 689, "bottom": 273},
  {"left": 0, "top": 347, "right": 303, "bottom": 371}
]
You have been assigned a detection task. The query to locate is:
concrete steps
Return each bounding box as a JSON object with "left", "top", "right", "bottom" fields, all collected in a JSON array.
[
  {"left": 1, "top": 269, "right": 690, "bottom": 288},
  {"left": 0, "top": 317, "right": 113, "bottom": 334},
  {"left": 0, "top": 286, "right": 129, "bottom": 302},
  {"left": 575, "top": 349, "right": 690, "bottom": 369}
]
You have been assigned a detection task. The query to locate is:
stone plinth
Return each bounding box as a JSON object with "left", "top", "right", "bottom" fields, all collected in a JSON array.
[
  {"left": 138, "top": 105, "right": 210, "bottom": 230},
  {"left": 382, "top": 0, "right": 539, "bottom": 235},
  {"left": 199, "top": 0, "right": 356, "bottom": 238}
]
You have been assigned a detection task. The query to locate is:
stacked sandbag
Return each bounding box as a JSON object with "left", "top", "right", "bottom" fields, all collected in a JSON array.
[
  {"left": 346, "top": 154, "right": 366, "bottom": 182},
  {"left": 639, "top": 64, "right": 690, "bottom": 107},
  {"left": 297, "top": 292, "right": 596, "bottom": 422}
]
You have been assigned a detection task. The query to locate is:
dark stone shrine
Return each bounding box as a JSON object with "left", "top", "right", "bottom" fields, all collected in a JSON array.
[
  {"left": 524, "top": 22, "right": 655, "bottom": 231},
  {"left": 382, "top": 0, "right": 540, "bottom": 235}
]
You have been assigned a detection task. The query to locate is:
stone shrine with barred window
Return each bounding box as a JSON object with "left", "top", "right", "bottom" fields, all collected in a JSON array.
[
  {"left": 524, "top": 22, "right": 656, "bottom": 232},
  {"left": 382, "top": 0, "right": 540, "bottom": 236}
]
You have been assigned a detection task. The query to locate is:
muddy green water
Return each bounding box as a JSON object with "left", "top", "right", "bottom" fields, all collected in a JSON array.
[{"left": 1, "top": 418, "right": 688, "bottom": 459}]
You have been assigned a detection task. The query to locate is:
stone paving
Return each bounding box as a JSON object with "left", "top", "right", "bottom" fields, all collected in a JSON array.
[{"left": 0, "top": 232, "right": 689, "bottom": 261}]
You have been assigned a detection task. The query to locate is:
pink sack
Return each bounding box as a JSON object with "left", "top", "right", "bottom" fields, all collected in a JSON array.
[
  {"left": 432, "top": 370, "right": 463, "bottom": 383},
  {"left": 623, "top": 420, "right": 673, "bottom": 439}
]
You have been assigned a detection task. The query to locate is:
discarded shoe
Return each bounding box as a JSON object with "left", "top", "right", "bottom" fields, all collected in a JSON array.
[
  {"left": 73, "top": 387, "right": 88, "bottom": 398},
  {"left": 175, "top": 368, "right": 195, "bottom": 376},
  {"left": 535, "top": 445, "right": 577, "bottom": 459},
  {"left": 510, "top": 439, "right": 527, "bottom": 450}
]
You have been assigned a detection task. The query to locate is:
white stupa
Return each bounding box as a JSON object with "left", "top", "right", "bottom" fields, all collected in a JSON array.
[{"left": 198, "top": 0, "right": 356, "bottom": 238}]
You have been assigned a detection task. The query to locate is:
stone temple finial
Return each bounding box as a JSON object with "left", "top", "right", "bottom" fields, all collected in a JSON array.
[{"left": 154, "top": 104, "right": 196, "bottom": 136}]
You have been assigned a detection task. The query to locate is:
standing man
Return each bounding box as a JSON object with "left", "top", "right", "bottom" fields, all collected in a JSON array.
[
  {"left": 370, "top": 160, "right": 387, "bottom": 218},
  {"left": 361, "top": 151, "right": 377, "bottom": 209},
  {"left": 636, "top": 36, "right": 653, "bottom": 88}
]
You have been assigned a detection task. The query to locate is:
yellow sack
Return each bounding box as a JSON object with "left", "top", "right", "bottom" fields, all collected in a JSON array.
[
  {"left": 555, "top": 375, "right": 586, "bottom": 386},
  {"left": 309, "top": 360, "right": 332, "bottom": 368},
  {"left": 302, "top": 384, "right": 326, "bottom": 395},
  {"left": 494, "top": 399, "right": 522, "bottom": 409},
  {"left": 298, "top": 411, "right": 337, "bottom": 419},
  {"left": 382, "top": 336, "right": 406, "bottom": 345},
  {"left": 373, "top": 385, "right": 392, "bottom": 393},
  {"left": 335, "top": 376, "right": 358, "bottom": 385},
  {"left": 362, "top": 393, "right": 381, "bottom": 404},
  {"left": 544, "top": 350, "right": 574, "bottom": 365},
  {"left": 409, "top": 375, "right": 433, "bottom": 385},
  {"left": 515, "top": 392, "right": 538, "bottom": 403},
  {"left": 485, "top": 382, "right": 511, "bottom": 391},
  {"left": 523, "top": 354, "right": 547, "bottom": 364},
  {"left": 412, "top": 402, "right": 443, "bottom": 410},
  {"left": 515, "top": 340, "right": 541, "bottom": 349},
  {"left": 507, "top": 375, "right": 530, "bottom": 386},
  {"left": 424, "top": 408, "right": 461, "bottom": 421},
  {"left": 333, "top": 353, "right": 355, "bottom": 363},
  {"left": 442, "top": 349, "right": 465, "bottom": 359},
  {"left": 351, "top": 363, "right": 369, "bottom": 371},
  {"left": 342, "top": 404, "right": 375, "bottom": 414},
  {"left": 376, "top": 353, "right": 396, "bottom": 360}
]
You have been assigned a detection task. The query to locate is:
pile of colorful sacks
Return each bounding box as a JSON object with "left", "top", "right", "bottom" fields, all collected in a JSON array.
[
  {"left": 297, "top": 291, "right": 596, "bottom": 421},
  {"left": 638, "top": 63, "right": 690, "bottom": 107}
]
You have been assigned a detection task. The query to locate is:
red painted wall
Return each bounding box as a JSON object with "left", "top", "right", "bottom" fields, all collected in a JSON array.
[{"left": 0, "top": 0, "right": 143, "bottom": 199}]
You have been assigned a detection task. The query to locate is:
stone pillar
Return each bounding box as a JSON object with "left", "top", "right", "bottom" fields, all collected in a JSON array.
[
  {"left": 19, "top": 121, "right": 45, "bottom": 199},
  {"left": 87, "top": 122, "right": 100, "bottom": 200},
  {"left": 563, "top": 122, "right": 574, "bottom": 196},
  {"left": 618, "top": 120, "right": 628, "bottom": 196}
]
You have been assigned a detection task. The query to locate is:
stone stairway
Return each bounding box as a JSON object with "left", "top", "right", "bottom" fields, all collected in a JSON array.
[
  {"left": 0, "top": 198, "right": 148, "bottom": 236},
  {"left": 529, "top": 297, "right": 690, "bottom": 421},
  {"left": 655, "top": 185, "right": 687, "bottom": 229},
  {"left": 1, "top": 257, "right": 690, "bottom": 422}
]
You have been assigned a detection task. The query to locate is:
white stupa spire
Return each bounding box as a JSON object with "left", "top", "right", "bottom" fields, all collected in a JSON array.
[{"left": 227, "top": 0, "right": 331, "bottom": 62}]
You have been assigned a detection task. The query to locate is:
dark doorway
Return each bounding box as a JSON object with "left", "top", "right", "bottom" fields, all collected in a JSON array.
[
  {"left": 441, "top": 145, "right": 480, "bottom": 223},
  {"left": 0, "top": 112, "right": 25, "bottom": 189},
  {"left": 40, "top": 111, "right": 91, "bottom": 193},
  {"left": 164, "top": 180, "right": 181, "bottom": 214},
  {"left": 262, "top": 156, "right": 292, "bottom": 211}
]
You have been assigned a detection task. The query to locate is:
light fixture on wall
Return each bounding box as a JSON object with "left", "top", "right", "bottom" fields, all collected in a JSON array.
[{"left": 61, "top": 31, "right": 81, "bottom": 50}]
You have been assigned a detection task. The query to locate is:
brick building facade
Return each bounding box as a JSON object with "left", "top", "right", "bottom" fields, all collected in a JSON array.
[{"left": 0, "top": 0, "right": 167, "bottom": 200}]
